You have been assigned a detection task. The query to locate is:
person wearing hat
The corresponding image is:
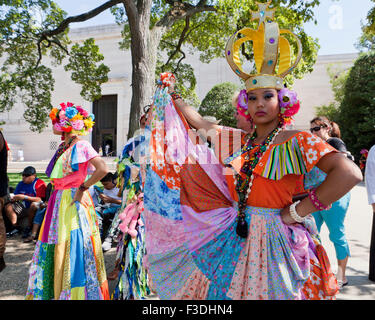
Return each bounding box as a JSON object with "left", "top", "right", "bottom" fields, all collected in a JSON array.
[
  {"left": 142, "top": 1, "right": 362, "bottom": 300},
  {"left": 4, "top": 166, "right": 47, "bottom": 239},
  {"left": 25, "top": 102, "right": 110, "bottom": 300}
]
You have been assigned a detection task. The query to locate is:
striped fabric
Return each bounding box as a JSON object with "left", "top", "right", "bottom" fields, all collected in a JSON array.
[{"left": 258, "top": 137, "right": 306, "bottom": 180}]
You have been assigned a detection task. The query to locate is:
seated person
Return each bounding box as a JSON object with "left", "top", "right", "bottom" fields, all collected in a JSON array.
[
  {"left": 23, "top": 183, "right": 53, "bottom": 243},
  {"left": 4, "top": 166, "right": 46, "bottom": 239},
  {"left": 95, "top": 172, "right": 122, "bottom": 240}
]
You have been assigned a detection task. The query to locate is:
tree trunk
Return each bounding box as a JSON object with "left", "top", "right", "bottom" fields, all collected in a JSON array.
[
  {"left": 126, "top": 2, "right": 165, "bottom": 139},
  {"left": 127, "top": 29, "right": 162, "bottom": 139}
]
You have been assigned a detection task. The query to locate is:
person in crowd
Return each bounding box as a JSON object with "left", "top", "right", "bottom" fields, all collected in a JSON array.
[
  {"left": 309, "top": 116, "right": 354, "bottom": 161},
  {"left": 110, "top": 113, "right": 150, "bottom": 300},
  {"left": 360, "top": 149, "right": 369, "bottom": 179},
  {"left": 4, "top": 166, "right": 46, "bottom": 239},
  {"left": 365, "top": 144, "right": 375, "bottom": 281},
  {"left": 0, "top": 129, "right": 9, "bottom": 272},
  {"left": 141, "top": 3, "right": 362, "bottom": 300},
  {"left": 308, "top": 116, "right": 356, "bottom": 288},
  {"left": 23, "top": 183, "right": 53, "bottom": 243},
  {"left": 25, "top": 102, "right": 109, "bottom": 300},
  {"left": 95, "top": 172, "right": 122, "bottom": 241},
  {"left": 101, "top": 113, "right": 148, "bottom": 253}
]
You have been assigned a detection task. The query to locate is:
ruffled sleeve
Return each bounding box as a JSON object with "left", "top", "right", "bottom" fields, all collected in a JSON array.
[
  {"left": 295, "top": 131, "right": 337, "bottom": 172},
  {"left": 71, "top": 140, "right": 99, "bottom": 173},
  {"left": 254, "top": 131, "right": 337, "bottom": 180}
]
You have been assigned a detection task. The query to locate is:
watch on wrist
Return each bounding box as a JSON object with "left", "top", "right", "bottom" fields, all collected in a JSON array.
[{"left": 79, "top": 183, "right": 88, "bottom": 192}]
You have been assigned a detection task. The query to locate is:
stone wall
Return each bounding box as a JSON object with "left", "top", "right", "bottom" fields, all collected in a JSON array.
[{"left": 0, "top": 23, "right": 358, "bottom": 161}]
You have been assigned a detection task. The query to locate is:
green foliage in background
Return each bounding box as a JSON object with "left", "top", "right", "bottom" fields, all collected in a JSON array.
[
  {"left": 199, "top": 82, "right": 239, "bottom": 128},
  {"left": 337, "top": 52, "right": 375, "bottom": 159},
  {"left": 1, "top": 0, "right": 323, "bottom": 136},
  {"left": 315, "top": 64, "right": 350, "bottom": 122},
  {"left": 356, "top": 0, "right": 375, "bottom": 51}
]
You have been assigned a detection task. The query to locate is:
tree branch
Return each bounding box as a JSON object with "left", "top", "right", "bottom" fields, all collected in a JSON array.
[
  {"left": 161, "top": 17, "right": 207, "bottom": 72},
  {"left": 174, "top": 50, "right": 186, "bottom": 72},
  {"left": 162, "top": 16, "right": 190, "bottom": 69},
  {"left": 122, "top": 0, "right": 139, "bottom": 26},
  {"left": 34, "top": 0, "right": 123, "bottom": 68},
  {"left": 156, "top": 1, "right": 216, "bottom": 28},
  {"left": 41, "top": 0, "right": 123, "bottom": 38}
]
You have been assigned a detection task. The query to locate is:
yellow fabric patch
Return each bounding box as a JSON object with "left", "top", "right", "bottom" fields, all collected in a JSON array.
[{"left": 70, "top": 287, "right": 86, "bottom": 300}]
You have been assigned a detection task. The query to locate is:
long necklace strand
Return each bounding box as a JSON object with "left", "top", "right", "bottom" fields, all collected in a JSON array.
[
  {"left": 234, "top": 124, "right": 282, "bottom": 238},
  {"left": 54, "top": 135, "right": 77, "bottom": 166}
]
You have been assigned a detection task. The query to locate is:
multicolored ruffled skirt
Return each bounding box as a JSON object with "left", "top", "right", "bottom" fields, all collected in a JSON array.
[
  {"left": 144, "top": 204, "right": 337, "bottom": 300},
  {"left": 25, "top": 188, "right": 109, "bottom": 300},
  {"left": 111, "top": 222, "right": 150, "bottom": 300}
]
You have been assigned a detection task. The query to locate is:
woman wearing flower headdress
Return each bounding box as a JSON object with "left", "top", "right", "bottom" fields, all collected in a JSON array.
[
  {"left": 142, "top": 2, "right": 362, "bottom": 300},
  {"left": 25, "top": 102, "right": 110, "bottom": 300}
]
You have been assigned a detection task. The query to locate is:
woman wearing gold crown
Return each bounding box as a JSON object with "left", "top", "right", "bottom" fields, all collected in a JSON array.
[
  {"left": 142, "top": 2, "right": 362, "bottom": 300},
  {"left": 25, "top": 103, "right": 110, "bottom": 300}
]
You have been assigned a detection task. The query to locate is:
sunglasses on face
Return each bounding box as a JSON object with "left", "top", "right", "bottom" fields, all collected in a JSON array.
[
  {"left": 22, "top": 174, "right": 32, "bottom": 177},
  {"left": 310, "top": 126, "right": 322, "bottom": 133}
]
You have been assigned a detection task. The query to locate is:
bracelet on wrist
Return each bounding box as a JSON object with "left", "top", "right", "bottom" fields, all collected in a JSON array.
[
  {"left": 79, "top": 183, "right": 88, "bottom": 192},
  {"left": 308, "top": 188, "right": 332, "bottom": 211},
  {"left": 170, "top": 91, "right": 182, "bottom": 101},
  {"left": 289, "top": 200, "right": 308, "bottom": 223},
  {"left": 24, "top": 195, "right": 29, "bottom": 201}
]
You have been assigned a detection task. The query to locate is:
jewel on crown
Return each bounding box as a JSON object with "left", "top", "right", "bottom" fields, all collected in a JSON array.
[{"left": 225, "top": 0, "right": 302, "bottom": 92}]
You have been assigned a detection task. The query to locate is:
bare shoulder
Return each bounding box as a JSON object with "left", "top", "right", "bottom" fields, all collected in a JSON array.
[{"left": 273, "top": 129, "right": 302, "bottom": 145}]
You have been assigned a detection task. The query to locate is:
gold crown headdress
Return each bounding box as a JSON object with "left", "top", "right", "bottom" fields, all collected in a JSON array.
[{"left": 225, "top": 1, "right": 302, "bottom": 92}]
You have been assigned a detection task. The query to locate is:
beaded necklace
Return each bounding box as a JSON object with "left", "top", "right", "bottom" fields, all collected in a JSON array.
[
  {"left": 234, "top": 124, "right": 282, "bottom": 238},
  {"left": 53, "top": 136, "right": 77, "bottom": 168}
]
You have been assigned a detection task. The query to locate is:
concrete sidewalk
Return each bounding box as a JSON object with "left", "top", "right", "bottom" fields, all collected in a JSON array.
[{"left": 319, "top": 182, "right": 375, "bottom": 300}]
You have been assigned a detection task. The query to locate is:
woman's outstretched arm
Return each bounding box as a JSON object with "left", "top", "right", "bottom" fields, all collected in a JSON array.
[{"left": 168, "top": 79, "right": 220, "bottom": 137}]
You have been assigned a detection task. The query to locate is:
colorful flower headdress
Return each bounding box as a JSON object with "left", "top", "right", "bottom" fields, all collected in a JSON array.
[
  {"left": 49, "top": 102, "right": 95, "bottom": 136},
  {"left": 225, "top": 1, "right": 302, "bottom": 92},
  {"left": 278, "top": 88, "right": 300, "bottom": 125}
]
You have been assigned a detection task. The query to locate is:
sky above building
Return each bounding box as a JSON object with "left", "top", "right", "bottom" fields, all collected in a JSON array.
[{"left": 53, "top": 0, "right": 373, "bottom": 56}]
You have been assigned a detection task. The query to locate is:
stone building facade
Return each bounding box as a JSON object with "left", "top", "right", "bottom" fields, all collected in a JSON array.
[{"left": 0, "top": 23, "right": 358, "bottom": 161}]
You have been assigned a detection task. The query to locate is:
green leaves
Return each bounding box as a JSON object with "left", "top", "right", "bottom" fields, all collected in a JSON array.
[
  {"left": 338, "top": 53, "right": 375, "bottom": 159},
  {"left": 64, "top": 38, "right": 110, "bottom": 102},
  {"left": 357, "top": 0, "right": 375, "bottom": 51},
  {"left": 0, "top": 0, "right": 68, "bottom": 131},
  {"left": 199, "top": 82, "right": 239, "bottom": 127},
  {"left": 1, "top": 0, "right": 324, "bottom": 136}
]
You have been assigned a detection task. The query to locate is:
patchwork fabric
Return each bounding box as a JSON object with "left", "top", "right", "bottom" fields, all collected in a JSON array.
[
  {"left": 142, "top": 86, "right": 339, "bottom": 300},
  {"left": 25, "top": 141, "right": 109, "bottom": 300}
]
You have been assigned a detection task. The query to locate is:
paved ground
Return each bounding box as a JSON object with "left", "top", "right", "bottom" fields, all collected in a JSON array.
[
  {"left": 1, "top": 182, "right": 374, "bottom": 300},
  {"left": 317, "top": 181, "right": 375, "bottom": 300}
]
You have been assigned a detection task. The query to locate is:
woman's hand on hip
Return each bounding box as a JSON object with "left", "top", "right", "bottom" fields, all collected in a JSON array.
[
  {"left": 70, "top": 189, "right": 84, "bottom": 206},
  {"left": 280, "top": 205, "right": 298, "bottom": 225}
]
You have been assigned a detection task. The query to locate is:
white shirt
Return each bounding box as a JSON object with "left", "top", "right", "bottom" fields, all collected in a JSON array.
[
  {"left": 89, "top": 186, "right": 100, "bottom": 206},
  {"left": 365, "top": 145, "right": 375, "bottom": 205},
  {"left": 103, "top": 187, "right": 121, "bottom": 201}
]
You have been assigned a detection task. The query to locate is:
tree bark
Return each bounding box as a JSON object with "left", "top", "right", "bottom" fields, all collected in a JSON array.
[
  {"left": 124, "top": 0, "right": 165, "bottom": 139},
  {"left": 124, "top": 0, "right": 215, "bottom": 139},
  {"left": 127, "top": 26, "right": 164, "bottom": 139}
]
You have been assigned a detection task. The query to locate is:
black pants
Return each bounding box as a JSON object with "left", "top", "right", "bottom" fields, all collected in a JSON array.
[{"left": 370, "top": 212, "right": 375, "bottom": 281}]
